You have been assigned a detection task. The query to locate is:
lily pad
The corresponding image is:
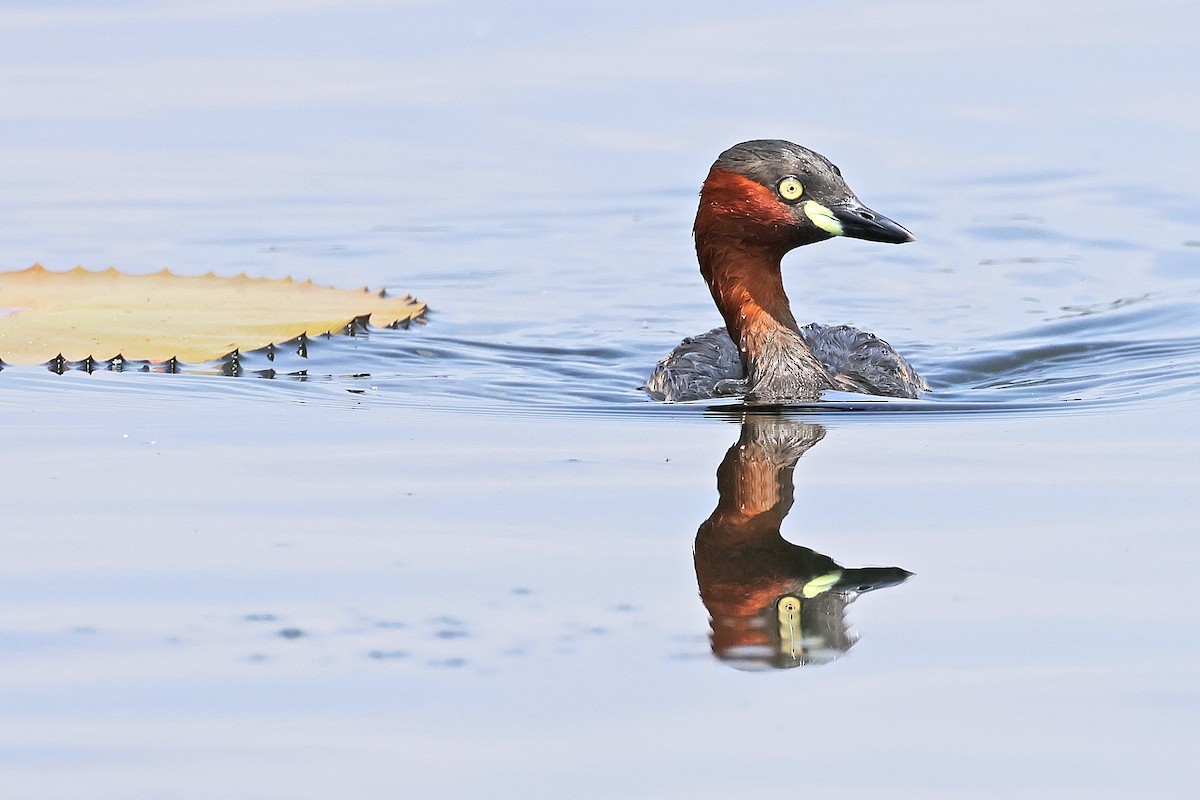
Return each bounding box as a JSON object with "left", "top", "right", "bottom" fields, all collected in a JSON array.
[{"left": 0, "top": 264, "right": 426, "bottom": 364}]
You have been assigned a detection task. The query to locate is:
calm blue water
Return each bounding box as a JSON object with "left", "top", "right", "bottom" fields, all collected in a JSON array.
[{"left": 2, "top": 2, "right": 1199, "bottom": 798}]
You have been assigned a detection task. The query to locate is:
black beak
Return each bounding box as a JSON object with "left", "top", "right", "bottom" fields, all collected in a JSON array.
[{"left": 832, "top": 204, "right": 915, "bottom": 244}]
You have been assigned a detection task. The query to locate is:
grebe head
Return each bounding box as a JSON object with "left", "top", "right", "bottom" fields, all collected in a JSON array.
[{"left": 695, "top": 139, "right": 915, "bottom": 252}]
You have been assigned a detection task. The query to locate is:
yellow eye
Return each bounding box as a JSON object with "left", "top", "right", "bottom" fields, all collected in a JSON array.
[{"left": 777, "top": 176, "right": 804, "bottom": 202}]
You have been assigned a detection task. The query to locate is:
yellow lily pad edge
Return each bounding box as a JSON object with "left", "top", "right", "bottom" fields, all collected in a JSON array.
[{"left": 0, "top": 264, "right": 427, "bottom": 366}]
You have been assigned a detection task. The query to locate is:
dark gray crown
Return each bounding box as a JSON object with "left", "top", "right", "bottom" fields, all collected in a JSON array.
[{"left": 713, "top": 140, "right": 855, "bottom": 205}]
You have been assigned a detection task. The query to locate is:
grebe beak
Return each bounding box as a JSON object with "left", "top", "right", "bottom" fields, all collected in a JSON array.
[{"left": 831, "top": 203, "right": 916, "bottom": 244}]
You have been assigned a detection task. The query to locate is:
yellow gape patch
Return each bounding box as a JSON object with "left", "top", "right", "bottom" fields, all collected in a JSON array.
[{"left": 802, "top": 200, "right": 844, "bottom": 236}]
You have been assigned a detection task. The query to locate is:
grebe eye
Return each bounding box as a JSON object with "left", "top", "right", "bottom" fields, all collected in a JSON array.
[{"left": 777, "top": 176, "right": 804, "bottom": 202}]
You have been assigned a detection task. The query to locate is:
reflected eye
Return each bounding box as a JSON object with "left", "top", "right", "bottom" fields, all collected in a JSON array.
[{"left": 777, "top": 176, "right": 804, "bottom": 202}]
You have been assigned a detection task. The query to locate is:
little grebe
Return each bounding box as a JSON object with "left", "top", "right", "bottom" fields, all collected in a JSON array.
[{"left": 644, "top": 140, "right": 926, "bottom": 403}]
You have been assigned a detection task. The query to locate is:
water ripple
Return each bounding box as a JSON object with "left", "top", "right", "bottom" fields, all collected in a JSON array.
[
  {"left": 5, "top": 291, "right": 1197, "bottom": 421},
  {"left": 3, "top": 230, "right": 1197, "bottom": 420}
]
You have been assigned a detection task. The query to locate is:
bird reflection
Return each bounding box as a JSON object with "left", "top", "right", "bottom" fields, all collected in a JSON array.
[{"left": 694, "top": 414, "right": 911, "bottom": 670}]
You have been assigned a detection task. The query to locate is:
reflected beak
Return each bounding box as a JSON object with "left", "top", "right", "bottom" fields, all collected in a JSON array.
[
  {"left": 832, "top": 204, "right": 916, "bottom": 244},
  {"left": 832, "top": 566, "right": 914, "bottom": 593}
]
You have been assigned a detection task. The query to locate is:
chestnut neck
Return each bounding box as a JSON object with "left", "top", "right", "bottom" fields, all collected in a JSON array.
[
  {"left": 693, "top": 168, "right": 808, "bottom": 361},
  {"left": 693, "top": 169, "right": 834, "bottom": 401},
  {"left": 696, "top": 234, "right": 799, "bottom": 353}
]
